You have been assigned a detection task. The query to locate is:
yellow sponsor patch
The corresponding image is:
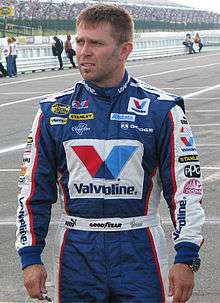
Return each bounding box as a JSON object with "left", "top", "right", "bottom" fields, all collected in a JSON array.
[
  {"left": 20, "top": 165, "right": 28, "bottom": 177},
  {"left": 51, "top": 103, "right": 71, "bottom": 115},
  {"left": 50, "top": 117, "right": 68, "bottom": 125},
  {"left": 69, "top": 113, "right": 94, "bottom": 120},
  {"left": 26, "top": 136, "right": 33, "bottom": 144}
]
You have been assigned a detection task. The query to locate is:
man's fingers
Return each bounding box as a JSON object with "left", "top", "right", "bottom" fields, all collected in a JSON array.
[
  {"left": 40, "top": 270, "right": 47, "bottom": 294},
  {"left": 24, "top": 277, "right": 42, "bottom": 298},
  {"left": 172, "top": 286, "right": 183, "bottom": 303},
  {"left": 23, "top": 264, "right": 47, "bottom": 299}
]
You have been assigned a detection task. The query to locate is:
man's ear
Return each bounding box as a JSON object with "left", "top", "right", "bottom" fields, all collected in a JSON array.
[{"left": 119, "top": 42, "right": 133, "bottom": 61}]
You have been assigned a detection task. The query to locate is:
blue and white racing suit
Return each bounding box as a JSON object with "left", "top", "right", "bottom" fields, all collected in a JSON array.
[{"left": 16, "top": 70, "right": 205, "bottom": 303}]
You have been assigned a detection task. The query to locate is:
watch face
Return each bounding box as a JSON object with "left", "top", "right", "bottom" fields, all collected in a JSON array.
[{"left": 191, "top": 258, "right": 201, "bottom": 272}]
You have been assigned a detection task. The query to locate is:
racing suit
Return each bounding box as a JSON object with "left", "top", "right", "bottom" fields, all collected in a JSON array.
[{"left": 16, "top": 70, "right": 205, "bottom": 303}]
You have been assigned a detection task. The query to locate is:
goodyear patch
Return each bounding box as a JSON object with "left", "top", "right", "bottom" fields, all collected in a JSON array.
[
  {"left": 69, "top": 113, "right": 94, "bottom": 120},
  {"left": 50, "top": 117, "right": 68, "bottom": 125},
  {"left": 51, "top": 103, "right": 71, "bottom": 115}
]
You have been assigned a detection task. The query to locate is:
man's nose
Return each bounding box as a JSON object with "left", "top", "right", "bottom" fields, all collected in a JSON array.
[{"left": 80, "top": 42, "right": 92, "bottom": 56}]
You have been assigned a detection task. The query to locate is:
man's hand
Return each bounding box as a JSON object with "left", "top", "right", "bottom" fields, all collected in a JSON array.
[
  {"left": 168, "top": 263, "right": 194, "bottom": 303},
  {"left": 23, "top": 264, "right": 47, "bottom": 299}
]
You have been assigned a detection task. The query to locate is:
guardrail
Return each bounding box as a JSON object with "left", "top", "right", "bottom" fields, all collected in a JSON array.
[
  {"left": 1, "top": 30, "right": 220, "bottom": 74},
  {"left": 0, "top": 44, "right": 190, "bottom": 74}
]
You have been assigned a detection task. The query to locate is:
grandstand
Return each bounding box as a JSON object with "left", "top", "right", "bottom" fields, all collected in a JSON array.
[{"left": 0, "top": 0, "right": 220, "bottom": 37}]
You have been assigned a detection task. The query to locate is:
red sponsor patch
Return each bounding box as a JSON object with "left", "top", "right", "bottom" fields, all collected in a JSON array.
[{"left": 183, "top": 179, "right": 202, "bottom": 195}]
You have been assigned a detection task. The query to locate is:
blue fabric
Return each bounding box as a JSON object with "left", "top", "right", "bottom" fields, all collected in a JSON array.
[{"left": 6, "top": 55, "right": 13, "bottom": 77}]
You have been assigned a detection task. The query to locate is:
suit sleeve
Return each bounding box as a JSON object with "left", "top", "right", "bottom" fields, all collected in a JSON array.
[
  {"left": 16, "top": 109, "right": 58, "bottom": 269},
  {"left": 158, "top": 104, "right": 205, "bottom": 264}
]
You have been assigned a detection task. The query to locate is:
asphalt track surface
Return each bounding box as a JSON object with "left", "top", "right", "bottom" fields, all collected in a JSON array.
[{"left": 0, "top": 50, "right": 220, "bottom": 302}]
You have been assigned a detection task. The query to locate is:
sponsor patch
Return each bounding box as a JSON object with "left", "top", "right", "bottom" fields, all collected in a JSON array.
[
  {"left": 121, "top": 122, "right": 129, "bottom": 130},
  {"left": 179, "top": 155, "right": 199, "bottom": 163},
  {"left": 181, "top": 116, "right": 189, "bottom": 125},
  {"left": 130, "top": 124, "right": 154, "bottom": 133},
  {"left": 173, "top": 197, "right": 187, "bottom": 240},
  {"left": 128, "top": 97, "right": 150, "bottom": 115},
  {"left": 20, "top": 164, "right": 28, "bottom": 176},
  {"left": 110, "top": 113, "right": 135, "bottom": 122},
  {"left": 51, "top": 103, "right": 71, "bottom": 115},
  {"left": 72, "top": 100, "right": 89, "bottom": 109},
  {"left": 17, "top": 196, "right": 28, "bottom": 245},
  {"left": 63, "top": 139, "right": 144, "bottom": 199},
  {"left": 50, "top": 117, "right": 68, "bottom": 125},
  {"left": 184, "top": 165, "right": 201, "bottom": 178},
  {"left": 120, "top": 123, "right": 154, "bottom": 133},
  {"left": 180, "top": 127, "right": 196, "bottom": 152},
  {"left": 183, "top": 179, "right": 202, "bottom": 195},
  {"left": 69, "top": 113, "right": 94, "bottom": 120},
  {"left": 72, "top": 123, "right": 90, "bottom": 135},
  {"left": 26, "top": 136, "right": 33, "bottom": 144}
]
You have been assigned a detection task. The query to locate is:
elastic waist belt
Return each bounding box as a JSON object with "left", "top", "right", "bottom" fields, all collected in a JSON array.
[{"left": 60, "top": 214, "right": 160, "bottom": 232}]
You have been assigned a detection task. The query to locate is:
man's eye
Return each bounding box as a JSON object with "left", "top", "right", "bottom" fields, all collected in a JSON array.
[{"left": 76, "top": 40, "right": 84, "bottom": 45}]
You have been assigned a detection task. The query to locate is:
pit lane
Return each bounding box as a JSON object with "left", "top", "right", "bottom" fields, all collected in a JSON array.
[{"left": 1, "top": 50, "right": 220, "bottom": 302}]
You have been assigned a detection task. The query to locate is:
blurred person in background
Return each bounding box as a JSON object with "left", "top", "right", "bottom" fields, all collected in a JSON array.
[
  {"left": 11, "top": 37, "right": 17, "bottom": 76},
  {"left": 52, "top": 36, "right": 64, "bottom": 70},
  {"left": 16, "top": 4, "right": 205, "bottom": 303},
  {"left": 183, "top": 33, "right": 195, "bottom": 54},
  {"left": 3, "top": 37, "right": 14, "bottom": 77},
  {"left": 64, "top": 34, "right": 77, "bottom": 68},
  {"left": 194, "top": 33, "right": 203, "bottom": 52}
]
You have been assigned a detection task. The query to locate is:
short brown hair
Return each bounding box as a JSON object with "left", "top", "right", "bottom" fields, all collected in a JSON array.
[{"left": 76, "top": 4, "right": 134, "bottom": 45}]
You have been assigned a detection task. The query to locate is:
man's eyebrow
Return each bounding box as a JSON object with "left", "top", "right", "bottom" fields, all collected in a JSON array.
[{"left": 76, "top": 37, "right": 104, "bottom": 43}]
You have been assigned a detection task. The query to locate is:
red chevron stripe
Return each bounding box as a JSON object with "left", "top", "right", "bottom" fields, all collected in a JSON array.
[{"left": 72, "top": 146, "right": 103, "bottom": 177}]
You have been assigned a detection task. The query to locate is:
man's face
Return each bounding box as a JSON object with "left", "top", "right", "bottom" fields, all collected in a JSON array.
[{"left": 76, "top": 23, "right": 125, "bottom": 87}]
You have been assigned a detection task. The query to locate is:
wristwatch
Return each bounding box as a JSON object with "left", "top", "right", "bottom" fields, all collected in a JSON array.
[{"left": 187, "top": 258, "right": 201, "bottom": 272}]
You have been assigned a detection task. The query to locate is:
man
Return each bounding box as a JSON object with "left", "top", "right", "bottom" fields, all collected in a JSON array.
[
  {"left": 183, "top": 33, "right": 195, "bottom": 54},
  {"left": 52, "top": 36, "right": 64, "bottom": 70},
  {"left": 64, "top": 34, "right": 77, "bottom": 68},
  {"left": 16, "top": 4, "right": 205, "bottom": 303}
]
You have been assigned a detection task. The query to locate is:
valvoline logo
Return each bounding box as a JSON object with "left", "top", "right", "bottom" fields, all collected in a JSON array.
[
  {"left": 72, "top": 145, "right": 137, "bottom": 179},
  {"left": 181, "top": 136, "right": 194, "bottom": 147},
  {"left": 63, "top": 139, "right": 144, "bottom": 199},
  {"left": 128, "top": 97, "right": 150, "bottom": 115},
  {"left": 72, "top": 100, "right": 89, "bottom": 109}
]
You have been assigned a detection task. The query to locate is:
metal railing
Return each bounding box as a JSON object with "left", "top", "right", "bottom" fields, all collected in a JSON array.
[{"left": 1, "top": 30, "right": 220, "bottom": 74}]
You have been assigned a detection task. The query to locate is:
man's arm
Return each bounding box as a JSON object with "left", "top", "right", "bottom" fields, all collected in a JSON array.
[
  {"left": 158, "top": 103, "right": 205, "bottom": 302},
  {"left": 16, "top": 109, "right": 57, "bottom": 296}
]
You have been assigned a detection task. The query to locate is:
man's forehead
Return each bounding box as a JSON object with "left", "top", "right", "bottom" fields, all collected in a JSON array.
[
  {"left": 77, "top": 21, "right": 112, "bottom": 33},
  {"left": 76, "top": 22, "right": 115, "bottom": 39}
]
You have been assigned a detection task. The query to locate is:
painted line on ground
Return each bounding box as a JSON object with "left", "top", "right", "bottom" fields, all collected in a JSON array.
[
  {"left": 0, "top": 144, "right": 26, "bottom": 154},
  {"left": 187, "top": 110, "right": 220, "bottom": 112},
  {"left": 0, "top": 71, "right": 79, "bottom": 87},
  {"left": 0, "top": 52, "right": 218, "bottom": 88},
  {"left": 191, "top": 124, "right": 220, "bottom": 126},
  {"left": 0, "top": 94, "right": 51, "bottom": 108},
  {"left": 197, "top": 143, "right": 220, "bottom": 147},
  {"left": 0, "top": 169, "right": 20, "bottom": 172},
  {"left": 0, "top": 91, "right": 53, "bottom": 95},
  {"left": 183, "top": 83, "right": 220, "bottom": 99},
  {"left": 186, "top": 97, "right": 220, "bottom": 100},
  {"left": 203, "top": 171, "right": 220, "bottom": 182},
  {"left": 137, "top": 62, "right": 220, "bottom": 79},
  {"left": 1, "top": 60, "right": 219, "bottom": 108}
]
